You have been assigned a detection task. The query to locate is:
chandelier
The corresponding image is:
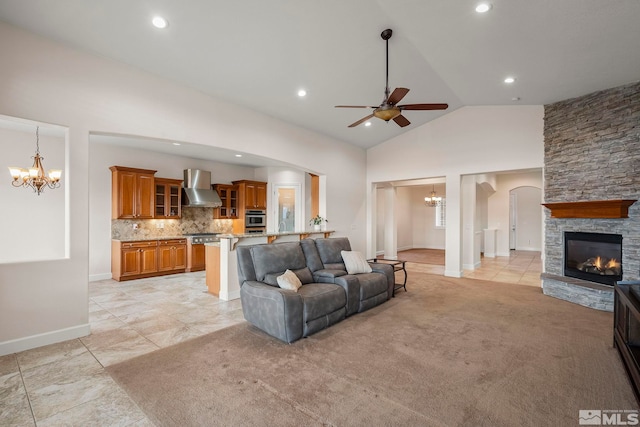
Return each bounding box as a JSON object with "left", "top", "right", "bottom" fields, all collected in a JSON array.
[
  {"left": 424, "top": 185, "right": 441, "bottom": 207},
  {"left": 8, "top": 126, "right": 62, "bottom": 195}
]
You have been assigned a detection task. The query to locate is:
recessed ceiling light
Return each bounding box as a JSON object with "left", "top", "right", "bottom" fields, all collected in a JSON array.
[
  {"left": 235, "top": 154, "right": 242, "bottom": 158},
  {"left": 475, "top": 3, "right": 492, "bottom": 13},
  {"left": 364, "top": 122, "right": 372, "bottom": 127},
  {"left": 504, "top": 77, "right": 516, "bottom": 84},
  {"left": 152, "top": 16, "right": 168, "bottom": 29},
  {"left": 297, "top": 89, "right": 307, "bottom": 97},
  {"left": 172, "top": 142, "right": 180, "bottom": 146}
]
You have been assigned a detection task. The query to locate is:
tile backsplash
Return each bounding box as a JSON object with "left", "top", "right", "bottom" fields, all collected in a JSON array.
[{"left": 112, "top": 207, "right": 233, "bottom": 240}]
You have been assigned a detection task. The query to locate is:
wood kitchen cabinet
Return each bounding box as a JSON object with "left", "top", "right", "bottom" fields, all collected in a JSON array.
[
  {"left": 186, "top": 243, "right": 206, "bottom": 272},
  {"left": 110, "top": 166, "right": 157, "bottom": 219},
  {"left": 157, "top": 239, "right": 187, "bottom": 272},
  {"left": 112, "top": 239, "right": 186, "bottom": 281},
  {"left": 213, "top": 184, "right": 238, "bottom": 219},
  {"left": 155, "top": 178, "right": 182, "bottom": 219},
  {"left": 233, "top": 180, "right": 267, "bottom": 209},
  {"left": 112, "top": 240, "right": 158, "bottom": 281}
]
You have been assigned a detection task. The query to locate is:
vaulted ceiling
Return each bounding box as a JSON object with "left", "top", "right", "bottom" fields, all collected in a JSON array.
[{"left": 1, "top": 0, "right": 639, "bottom": 149}]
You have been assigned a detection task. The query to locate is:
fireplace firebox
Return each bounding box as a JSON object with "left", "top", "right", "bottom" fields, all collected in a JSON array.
[{"left": 564, "top": 232, "right": 622, "bottom": 286}]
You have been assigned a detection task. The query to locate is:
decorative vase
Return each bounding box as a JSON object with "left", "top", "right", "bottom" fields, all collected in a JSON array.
[{"left": 313, "top": 224, "right": 321, "bottom": 231}]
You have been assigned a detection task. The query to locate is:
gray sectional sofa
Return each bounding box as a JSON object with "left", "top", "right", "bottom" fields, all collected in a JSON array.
[{"left": 236, "top": 237, "right": 394, "bottom": 343}]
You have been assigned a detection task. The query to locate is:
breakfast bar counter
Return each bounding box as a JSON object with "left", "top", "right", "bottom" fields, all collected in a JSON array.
[{"left": 205, "top": 230, "right": 334, "bottom": 300}]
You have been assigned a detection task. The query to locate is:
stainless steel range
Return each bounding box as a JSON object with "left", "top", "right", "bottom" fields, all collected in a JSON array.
[
  {"left": 183, "top": 233, "right": 220, "bottom": 271},
  {"left": 184, "top": 233, "right": 220, "bottom": 244}
]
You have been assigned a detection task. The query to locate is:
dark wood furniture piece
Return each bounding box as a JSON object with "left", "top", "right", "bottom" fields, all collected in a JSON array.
[
  {"left": 613, "top": 281, "right": 640, "bottom": 403},
  {"left": 368, "top": 258, "right": 407, "bottom": 297}
]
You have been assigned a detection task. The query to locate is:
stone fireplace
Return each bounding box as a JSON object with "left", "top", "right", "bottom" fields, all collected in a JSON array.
[
  {"left": 541, "top": 81, "right": 640, "bottom": 311},
  {"left": 564, "top": 231, "right": 622, "bottom": 286}
]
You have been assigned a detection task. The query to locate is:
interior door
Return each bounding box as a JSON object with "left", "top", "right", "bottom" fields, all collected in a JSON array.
[
  {"left": 509, "top": 193, "right": 517, "bottom": 250},
  {"left": 274, "top": 184, "right": 301, "bottom": 232}
]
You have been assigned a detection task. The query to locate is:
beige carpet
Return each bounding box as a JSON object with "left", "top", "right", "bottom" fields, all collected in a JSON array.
[{"left": 107, "top": 274, "right": 636, "bottom": 426}]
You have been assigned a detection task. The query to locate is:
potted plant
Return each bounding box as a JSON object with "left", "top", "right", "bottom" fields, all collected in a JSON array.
[{"left": 309, "top": 215, "right": 327, "bottom": 231}]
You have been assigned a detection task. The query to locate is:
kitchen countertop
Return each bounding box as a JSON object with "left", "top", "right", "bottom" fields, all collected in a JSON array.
[
  {"left": 113, "top": 236, "right": 186, "bottom": 242},
  {"left": 218, "top": 230, "right": 334, "bottom": 239},
  {"left": 113, "top": 230, "right": 334, "bottom": 244}
]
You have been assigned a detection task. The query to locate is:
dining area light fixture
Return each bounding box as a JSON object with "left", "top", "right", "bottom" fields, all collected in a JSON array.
[
  {"left": 8, "top": 126, "right": 62, "bottom": 195},
  {"left": 424, "top": 185, "right": 441, "bottom": 207}
]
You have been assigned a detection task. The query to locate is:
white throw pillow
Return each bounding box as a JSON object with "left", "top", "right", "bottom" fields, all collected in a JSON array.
[
  {"left": 341, "top": 250, "right": 373, "bottom": 274},
  {"left": 277, "top": 269, "right": 302, "bottom": 292}
]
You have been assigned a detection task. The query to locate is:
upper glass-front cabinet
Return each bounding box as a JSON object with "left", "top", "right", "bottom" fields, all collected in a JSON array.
[
  {"left": 155, "top": 178, "right": 182, "bottom": 219},
  {"left": 213, "top": 184, "right": 238, "bottom": 219}
]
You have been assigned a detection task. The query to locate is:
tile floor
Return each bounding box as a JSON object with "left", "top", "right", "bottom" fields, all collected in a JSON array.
[
  {"left": 0, "top": 251, "right": 541, "bottom": 426},
  {"left": 0, "top": 271, "right": 244, "bottom": 426},
  {"left": 463, "top": 250, "right": 542, "bottom": 286},
  {"left": 399, "top": 249, "right": 542, "bottom": 287}
]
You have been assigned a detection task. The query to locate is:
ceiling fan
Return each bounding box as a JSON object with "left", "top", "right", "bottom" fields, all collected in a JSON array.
[{"left": 335, "top": 29, "right": 448, "bottom": 128}]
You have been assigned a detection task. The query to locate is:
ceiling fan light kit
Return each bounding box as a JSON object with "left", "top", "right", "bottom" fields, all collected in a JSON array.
[{"left": 336, "top": 29, "right": 448, "bottom": 128}]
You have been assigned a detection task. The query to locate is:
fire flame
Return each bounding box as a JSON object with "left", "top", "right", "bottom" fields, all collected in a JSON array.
[
  {"left": 606, "top": 258, "right": 620, "bottom": 270},
  {"left": 594, "top": 256, "right": 620, "bottom": 271}
]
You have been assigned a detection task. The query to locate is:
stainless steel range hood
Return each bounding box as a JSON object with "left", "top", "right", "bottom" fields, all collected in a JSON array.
[{"left": 182, "top": 169, "right": 222, "bottom": 208}]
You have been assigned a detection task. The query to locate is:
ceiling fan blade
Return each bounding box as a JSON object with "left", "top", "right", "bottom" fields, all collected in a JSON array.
[
  {"left": 399, "top": 103, "right": 449, "bottom": 111},
  {"left": 393, "top": 115, "right": 411, "bottom": 127},
  {"left": 387, "top": 88, "right": 409, "bottom": 105},
  {"left": 335, "top": 105, "right": 376, "bottom": 109},
  {"left": 348, "top": 114, "right": 375, "bottom": 128}
]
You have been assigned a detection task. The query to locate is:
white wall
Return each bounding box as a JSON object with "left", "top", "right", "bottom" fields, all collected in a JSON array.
[
  {"left": 396, "top": 187, "right": 413, "bottom": 251},
  {"left": 367, "top": 105, "right": 544, "bottom": 275},
  {"left": 410, "top": 185, "right": 446, "bottom": 250},
  {"left": 0, "top": 126, "right": 66, "bottom": 263},
  {"left": 487, "top": 171, "right": 543, "bottom": 256},
  {"left": 376, "top": 184, "right": 447, "bottom": 254},
  {"left": 512, "top": 186, "right": 543, "bottom": 251},
  {"left": 0, "top": 22, "right": 366, "bottom": 355}
]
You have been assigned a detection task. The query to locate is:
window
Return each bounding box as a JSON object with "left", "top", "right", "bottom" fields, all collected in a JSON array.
[{"left": 435, "top": 198, "right": 446, "bottom": 228}]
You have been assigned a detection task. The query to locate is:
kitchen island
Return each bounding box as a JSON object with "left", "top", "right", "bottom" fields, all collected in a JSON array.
[{"left": 205, "top": 230, "right": 334, "bottom": 300}]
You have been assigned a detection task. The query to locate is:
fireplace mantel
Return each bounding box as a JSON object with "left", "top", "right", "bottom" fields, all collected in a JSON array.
[{"left": 542, "top": 199, "right": 637, "bottom": 219}]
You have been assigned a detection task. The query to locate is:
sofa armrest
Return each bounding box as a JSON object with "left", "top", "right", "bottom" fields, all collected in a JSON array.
[
  {"left": 368, "top": 262, "right": 394, "bottom": 300},
  {"left": 312, "top": 269, "right": 348, "bottom": 283},
  {"left": 333, "top": 275, "right": 361, "bottom": 316},
  {"left": 240, "top": 281, "right": 304, "bottom": 343}
]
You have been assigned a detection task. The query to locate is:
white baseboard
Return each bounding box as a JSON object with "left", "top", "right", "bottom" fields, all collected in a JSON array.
[
  {"left": 89, "top": 273, "right": 112, "bottom": 282},
  {"left": 444, "top": 269, "right": 463, "bottom": 278},
  {"left": 497, "top": 251, "right": 512, "bottom": 257},
  {"left": 463, "top": 262, "right": 482, "bottom": 270},
  {"left": 516, "top": 246, "right": 541, "bottom": 252},
  {"left": 220, "top": 290, "right": 241, "bottom": 301},
  {"left": 0, "top": 323, "right": 91, "bottom": 357}
]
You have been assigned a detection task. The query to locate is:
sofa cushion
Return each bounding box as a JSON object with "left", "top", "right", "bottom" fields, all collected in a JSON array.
[
  {"left": 300, "top": 239, "right": 324, "bottom": 272},
  {"left": 315, "top": 237, "right": 352, "bottom": 265},
  {"left": 341, "top": 250, "right": 372, "bottom": 274},
  {"left": 356, "top": 273, "right": 389, "bottom": 300},
  {"left": 251, "top": 242, "right": 308, "bottom": 282},
  {"left": 265, "top": 267, "right": 314, "bottom": 287},
  {"left": 298, "top": 283, "right": 346, "bottom": 323},
  {"left": 277, "top": 269, "right": 302, "bottom": 292}
]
